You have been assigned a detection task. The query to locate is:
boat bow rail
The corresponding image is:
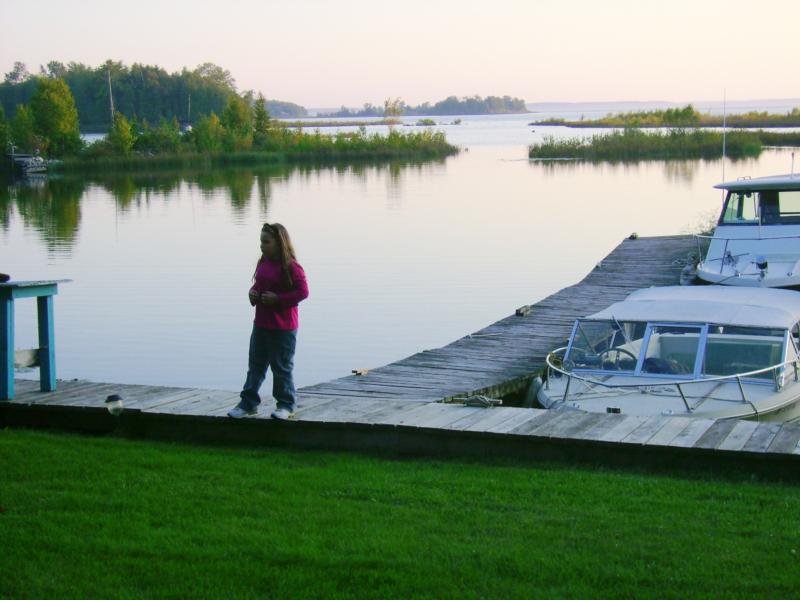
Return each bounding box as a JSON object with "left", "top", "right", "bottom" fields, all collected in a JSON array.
[{"left": 543, "top": 347, "right": 800, "bottom": 414}]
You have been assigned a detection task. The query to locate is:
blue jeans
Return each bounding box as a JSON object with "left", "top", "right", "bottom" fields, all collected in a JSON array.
[{"left": 239, "top": 327, "right": 297, "bottom": 412}]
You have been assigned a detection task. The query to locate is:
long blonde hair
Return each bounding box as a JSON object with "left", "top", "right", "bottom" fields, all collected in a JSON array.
[{"left": 254, "top": 222, "right": 297, "bottom": 288}]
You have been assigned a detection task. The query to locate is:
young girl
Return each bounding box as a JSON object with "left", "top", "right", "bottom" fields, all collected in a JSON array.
[{"left": 228, "top": 223, "right": 309, "bottom": 420}]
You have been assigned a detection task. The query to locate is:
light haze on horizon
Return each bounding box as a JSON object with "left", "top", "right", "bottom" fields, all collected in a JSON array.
[{"left": 2, "top": 0, "right": 798, "bottom": 108}]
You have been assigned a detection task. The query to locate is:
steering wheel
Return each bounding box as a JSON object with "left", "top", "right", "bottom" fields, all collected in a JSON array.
[{"left": 598, "top": 348, "right": 637, "bottom": 369}]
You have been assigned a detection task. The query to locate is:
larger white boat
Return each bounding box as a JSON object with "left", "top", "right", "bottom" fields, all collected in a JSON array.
[
  {"left": 538, "top": 286, "right": 800, "bottom": 421},
  {"left": 696, "top": 174, "right": 800, "bottom": 287}
]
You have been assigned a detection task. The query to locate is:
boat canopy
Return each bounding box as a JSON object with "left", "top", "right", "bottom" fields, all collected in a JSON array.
[
  {"left": 714, "top": 174, "right": 800, "bottom": 191},
  {"left": 587, "top": 286, "right": 800, "bottom": 329}
]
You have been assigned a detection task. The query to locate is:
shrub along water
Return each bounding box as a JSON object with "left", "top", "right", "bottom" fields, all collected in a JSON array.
[
  {"left": 60, "top": 126, "right": 457, "bottom": 172},
  {"left": 528, "top": 128, "right": 798, "bottom": 161}
]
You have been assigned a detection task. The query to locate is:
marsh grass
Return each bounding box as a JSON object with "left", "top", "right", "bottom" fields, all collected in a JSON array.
[
  {"left": 60, "top": 128, "right": 457, "bottom": 173},
  {"left": 529, "top": 128, "right": 780, "bottom": 161},
  {"left": 1, "top": 429, "right": 799, "bottom": 599}
]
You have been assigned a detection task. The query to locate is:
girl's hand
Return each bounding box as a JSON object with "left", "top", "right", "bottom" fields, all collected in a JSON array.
[
  {"left": 260, "top": 291, "right": 279, "bottom": 306},
  {"left": 248, "top": 289, "right": 259, "bottom": 305}
]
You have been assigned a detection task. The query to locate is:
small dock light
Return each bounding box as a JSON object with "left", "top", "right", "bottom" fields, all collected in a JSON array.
[{"left": 105, "top": 394, "right": 124, "bottom": 416}]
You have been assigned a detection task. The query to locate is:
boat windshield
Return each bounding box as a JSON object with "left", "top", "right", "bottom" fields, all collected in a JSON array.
[
  {"left": 720, "top": 189, "right": 800, "bottom": 225},
  {"left": 565, "top": 321, "right": 789, "bottom": 381},
  {"left": 641, "top": 325, "right": 701, "bottom": 375},
  {"left": 566, "top": 320, "right": 646, "bottom": 371},
  {"left": 703, "top": 326, "right": 786, "bottom": 380},
  {"left": 760, "top": 190, "right": 800, "bottom": 225},
  {"left": 720, "top": 192, "right": 758, "bottom": 224}
]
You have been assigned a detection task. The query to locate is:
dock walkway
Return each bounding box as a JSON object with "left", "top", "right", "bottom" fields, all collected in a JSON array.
[
  {"left": 4, "top": 234, "right": 800, "bottom": 477},
  {"left": 300, "top": 234, "right": 697, "bottom": 401}
]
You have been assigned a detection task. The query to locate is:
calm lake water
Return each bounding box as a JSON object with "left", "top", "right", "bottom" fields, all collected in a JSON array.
[{"left": 4, "top": 114, "right": 799, "bottom": 391}]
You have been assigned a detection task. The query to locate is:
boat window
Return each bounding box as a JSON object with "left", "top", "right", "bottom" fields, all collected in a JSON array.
[
  {"left": 641, "top": 325, "right": 701, "bottom": 376},
  {"left": 720, "top": 192, "right": 758, "bottom": 224},
  {"left": 566, "top": 320, "right": 645, "bottom": 372},
  {"left": 703, "top": 326, "right": 785, "bottom": 380},
  {"left": 760, "top": 190, "right": 800, "bottom": 225}
]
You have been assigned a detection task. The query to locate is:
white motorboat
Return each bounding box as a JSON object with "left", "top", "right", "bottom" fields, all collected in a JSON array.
[
  {"left": 11, "top": 154, "right": 47, "bottom": 175},
  {"left": 696, "top": 173, "right": 800, "bottom": 287},
  {"left": 538, "top": 286, "right": 800, "bottom": 421}
]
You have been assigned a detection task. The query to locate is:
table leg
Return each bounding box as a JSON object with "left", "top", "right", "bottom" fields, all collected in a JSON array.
[
  {"left": 1, "top": 297, "right": 13, "bottom": 399},
  {"left": 37, "top": 295, "right": 56, "bottom": 392}
]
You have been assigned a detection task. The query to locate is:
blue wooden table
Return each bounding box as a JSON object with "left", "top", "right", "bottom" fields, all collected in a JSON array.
[{"left": 1, "top": 280, "right": 70, "bottom": 400}]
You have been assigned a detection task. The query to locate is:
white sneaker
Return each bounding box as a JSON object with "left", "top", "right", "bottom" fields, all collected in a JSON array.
[
  {"left": 271, "top": 408, "right": 294, "bottom": 420},
  {"left": 228, "top": 406, "right": 257, "bottom": 418}
]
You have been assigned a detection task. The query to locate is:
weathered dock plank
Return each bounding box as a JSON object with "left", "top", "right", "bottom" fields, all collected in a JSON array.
[
  {"left": 741, "top": 422, "right": 784, "bottom": 453},
  {"left": 717, "top": 420, "right": 761, "bottom": 452},
  {"left": 766, "top": 423, "right": 800, "bottom": 454}
]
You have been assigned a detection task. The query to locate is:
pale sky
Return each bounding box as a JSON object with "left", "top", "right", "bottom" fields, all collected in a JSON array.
[{"left": 2, "top": 0, "right": 798, "bottom": 108}]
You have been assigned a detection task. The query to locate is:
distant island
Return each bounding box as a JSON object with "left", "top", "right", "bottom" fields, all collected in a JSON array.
[
  {"left": 531, "top": 104, "right": 800, "bottom": 128},
  {"left": 319, "top": 95, "right": 528, "bottom": 118}
]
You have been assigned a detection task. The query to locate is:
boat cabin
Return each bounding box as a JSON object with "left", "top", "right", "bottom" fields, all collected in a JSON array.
[{"left": 696, "top": 174, "right": 800, "bottom": 287}]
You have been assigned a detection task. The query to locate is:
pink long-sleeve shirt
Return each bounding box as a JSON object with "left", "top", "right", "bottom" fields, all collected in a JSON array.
[{"left": 250, "top": 259, "right": 309, "bottom": 330}]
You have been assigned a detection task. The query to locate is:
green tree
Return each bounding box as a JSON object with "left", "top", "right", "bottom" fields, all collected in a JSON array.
[
  {"left": 253, "top": 95, "right": 271, "bottom": 134},
  {"left": 4, "top": 62, "right": 30, "bottom": 84},
  {"left": 107, "top": 112, "right": 134, "bottom": 155},
  {"left": 383, "top": 97, "right": 405, "bottom": 118},
  {"left": 41, "top": 61, "right": 67, "bottom": 79},
  {"left": 29, "top": 78, "right": 82, "bottom": 156},
  {"left": 221, "top": 96, "right": 252, "bottom": 151},
  {"left": 0, "top": 106, "right": 7, "bottom": 153},
  {"left": 221, "top": 96, "right": 252, "bottom": 134},
  {"left": 10, "top": 104, "right": 39, "bottom": 153},
  {"left": 193, "top": 63, "right": 237, "bottom": 92},
  {"left": 252, "top": 95, "right": 272, "bottom": 149},
  {"left": 193, "top": 112, "right": 224, "bottom": 152}
]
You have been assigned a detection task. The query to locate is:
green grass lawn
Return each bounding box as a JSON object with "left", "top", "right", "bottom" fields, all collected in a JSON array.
[{"left": 1, "top": 428, "right": 798, "bottom": 599}]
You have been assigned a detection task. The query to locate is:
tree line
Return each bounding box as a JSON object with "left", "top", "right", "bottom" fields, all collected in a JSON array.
[
  {"left": 0, "top": 74, "right": 457, "bottom": 166},
  {"left": 0, "top": 60, "right": 307, "bottom": 132},
  {"left": 320, "top": 95, "right": 528, "bottom": 118}
]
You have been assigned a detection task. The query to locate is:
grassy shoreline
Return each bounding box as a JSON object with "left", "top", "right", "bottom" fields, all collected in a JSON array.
[{"left": 529, "top": 128, "right": 800, "bottom": 161}]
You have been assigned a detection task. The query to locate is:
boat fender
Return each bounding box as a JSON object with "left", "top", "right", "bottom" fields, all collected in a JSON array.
[{"left": 523, "top": 376, "right": 543, "bottom": 408}]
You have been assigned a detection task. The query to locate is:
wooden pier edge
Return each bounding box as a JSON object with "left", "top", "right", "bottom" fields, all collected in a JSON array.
[{"left": 2, "top": 400, "right": 799, "bottom": 481}]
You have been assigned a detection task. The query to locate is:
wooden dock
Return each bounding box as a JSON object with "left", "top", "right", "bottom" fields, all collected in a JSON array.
[
  {"left": 4, "top": 234, "right": 800, "bottom": 478},
  {"left": 300, "top": 234, "right": 698, "bottom": 401}
]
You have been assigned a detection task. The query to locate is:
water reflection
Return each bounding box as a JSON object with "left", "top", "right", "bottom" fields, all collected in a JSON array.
[
  {"left": 1, "top": 158, "right": 445, "bottom": 251},
  {"left": 530, "top": 154, "right": 767, "bottom": 186},
  {"left": 1, "top": 177, "right": 86, "bottom": 251}
]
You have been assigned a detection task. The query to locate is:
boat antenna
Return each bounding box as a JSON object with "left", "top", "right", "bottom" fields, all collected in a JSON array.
[
  {"left": 721, "top": 89, "right": 727, "bottom": 197},
  {"left": 792, "top": 151, "right": 796, "bottom": 179}
]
